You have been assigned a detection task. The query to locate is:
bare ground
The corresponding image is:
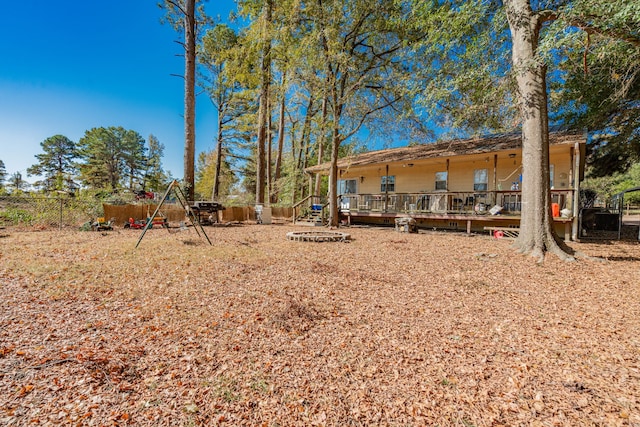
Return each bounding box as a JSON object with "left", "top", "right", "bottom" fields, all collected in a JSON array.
[{"left": 0, "top": 224, "right": 639, "bottom": 426}]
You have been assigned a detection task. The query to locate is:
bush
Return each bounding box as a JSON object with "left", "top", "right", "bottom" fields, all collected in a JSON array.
[
  {"left": 0, "top": 196, "right": 103, "bottom": 228},
  {"left": 0, "top": 208, "right": 34, "bottom": 225}
]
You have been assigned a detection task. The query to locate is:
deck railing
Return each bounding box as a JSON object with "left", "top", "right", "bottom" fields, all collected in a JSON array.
[{"left": 339, "top": 189, "right": 574, "bottom": 215}]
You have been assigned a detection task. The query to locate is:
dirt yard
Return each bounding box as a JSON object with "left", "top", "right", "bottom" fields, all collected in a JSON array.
[{"left": 1, "top": 224, "right": 639, "bottom": 426}]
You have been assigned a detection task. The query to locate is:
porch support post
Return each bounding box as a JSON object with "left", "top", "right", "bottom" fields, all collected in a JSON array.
[
  {"left": 493, "top": 154, "right": 498, "bottom": 205},
  {"left": 446, "top": 159, "right": 449, "bottom": 182},
  {"left": 572, "top": 142, "right": 581, "bottom": 241},
  {"left": 384, "top": 164, "right": 389, "bottom": 212}
]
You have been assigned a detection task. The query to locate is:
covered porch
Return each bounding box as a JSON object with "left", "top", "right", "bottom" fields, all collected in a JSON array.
[
  {"left": 292, "top": 188, "right": 576, "bottom": 240},
  {"left": 337, "top": 189, "right": 575, "bottom": 240},
  {"left": 299, "top": 131, "right": 586, "bottom": 240}
]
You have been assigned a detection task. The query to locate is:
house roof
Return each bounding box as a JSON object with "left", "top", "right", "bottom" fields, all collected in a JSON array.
[{"left": 305, "top": 131, "right": 586, "bottom": 174}]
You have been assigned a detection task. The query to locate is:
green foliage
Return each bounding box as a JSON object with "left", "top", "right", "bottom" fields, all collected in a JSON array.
[
  {"left": 158, "top": 0, "right": 212, "bottom": 34},
  {"left": 26, "top": 134, "right": 78, "bottom": 192},
  {"left": 406, "top": 0, "right": 638, "bottom": 162},
  {"left": 16, "top": 130, "right": 166, "bottom": 195},
  {"left": 407, "top": 0, "right": 515, "bottom": 138},
  {"left": 545, "top": 0, "right": 640, "bottom": 175},
  {"left": 0, "top": 159, "right": 6, "bottom": 190},
  {"left": 77, "top": 127, "right": 147, "bottom": 191},
  {"left": 199, "top": 23, "right": 256, "bottom": 200},
  {"left": 0, "top": 207, "right": 33, "bottom": 225},
  {"left": 239, "top": 143, "right": 257, "bottom": 199},
  {"left": 7, "top": 172, "right": 28, "bottom": 194},
  {"left": 194, "top": 149, "right": 238, "bottom": 200},
  {"left": 122, "top": 130, "right": 148, "bottom": 189},
  {"left": 144, "top": 134, "right": 169, "bottom": 192},
  {"left": 0, "top": 193, "right": 104, "bottom": 228},
  {"left": 550, "top": 47, "right": 639, "bottom": 175},
  {"left": 583, "top": 162, "right": 640, "bottom": 204},
  {"left": 201, "top": 24, "right": 238, "bottom": 66}
]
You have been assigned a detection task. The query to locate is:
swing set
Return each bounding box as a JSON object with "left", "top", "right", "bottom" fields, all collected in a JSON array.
[{"left": 134, "top": 180, "right": 212, "bottom": 248}]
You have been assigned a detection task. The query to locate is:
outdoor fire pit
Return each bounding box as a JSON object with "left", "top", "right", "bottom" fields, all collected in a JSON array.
[{"left": 286, "top": 230, "right": 350, "bottom": 242}]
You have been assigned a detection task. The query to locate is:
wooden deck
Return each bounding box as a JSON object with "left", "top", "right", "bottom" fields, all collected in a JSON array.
[{"left": 341, "top": 210, "right": 575, "bottom": 241}]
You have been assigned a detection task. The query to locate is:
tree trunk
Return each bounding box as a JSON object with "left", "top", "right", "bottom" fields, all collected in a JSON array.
[
  {"left": 505, "top": 0, "right": 573, "bottom": 261},
  {"left": 267, "top": 98, "right": 273, "bottom": 203},
  {"left": 256, "top": 98, "right": 268, "bottom": 205},
  {"left": 271, "top": 75, "right": 287, "bottom": 204},
  {"left": 212, "top": 113, "right": 224, "bottom": 201},
  {"left": 293, "top": 96, "right": 315, "bottom": 202},
  {"left": 314, "top": 95, "right": 328, "bottom": 196},
  {"left": 328, "top": 123, "right": 341, "bottom": 227},
  {"left": 183, "top": 0, "right": 197, "bottom": 201},
  {"left": 255, "top": 0, "right": 272, "bottom": 205},
  {"left": 212, "top": 65, "right": 225, "bottom": 201},
  {"left": 327, "top": 76, "right": 343, "bottom": 227}
]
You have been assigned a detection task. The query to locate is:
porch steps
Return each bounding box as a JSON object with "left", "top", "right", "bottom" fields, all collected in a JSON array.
[
  {"left": 295, "top": 206, "right": 324, "bottom": 226},
  {"left": 295, "top": 219, "right": 325, "bottom": 227}
]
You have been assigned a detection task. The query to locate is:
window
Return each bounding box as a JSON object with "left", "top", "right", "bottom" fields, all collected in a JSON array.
[
  {"left": 474, "top": 169, "right": 488, "bottom": 191},
  {"left": 338, "top": 179, "right": 357, "bottom": 194},
  {"left": 549, "top": 164, "right": 554, "bottom": 189},
  {"left": 435, "top": 171, "right": 447, "bottom": 190},
  {"left": 380, "top": 175, "right": 395, "bottom": 192}
]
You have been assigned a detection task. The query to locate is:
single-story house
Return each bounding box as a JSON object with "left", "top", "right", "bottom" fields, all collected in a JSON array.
[{"left": 301, "top": 131, "right": 587, "bottom": 240}]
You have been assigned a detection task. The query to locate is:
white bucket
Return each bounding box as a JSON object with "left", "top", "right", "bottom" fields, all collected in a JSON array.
[{"left": 261, "top": 207, "right": 272, "bottom": 224}]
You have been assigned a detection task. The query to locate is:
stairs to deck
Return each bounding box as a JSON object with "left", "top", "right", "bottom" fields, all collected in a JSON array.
[{"left": 295, "top": 206, "right": 325, "bottom": 226}]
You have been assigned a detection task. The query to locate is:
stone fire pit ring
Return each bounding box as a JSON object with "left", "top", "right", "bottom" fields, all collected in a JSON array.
[{"left": 286, "top": 230, "right": 351, "bottom": 242}]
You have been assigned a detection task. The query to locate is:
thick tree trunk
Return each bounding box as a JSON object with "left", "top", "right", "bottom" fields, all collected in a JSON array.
[
  {"left": 505, "top": 0, "right": 573, "bottom": 261},
  {"left": 183, "top": 0, "right": 196, "bottom": 201},
  {"left": 328, "top": 125, "right": 341, "bottom": 227},
  {"left": 327, "top": 77, "right": 343, "bottom": 227},
  {"left": 255, "top": 0, "right": 272, "bottom": 205},
  {"left": 267, "top": 99, "right": 273, "bottom": 202}
]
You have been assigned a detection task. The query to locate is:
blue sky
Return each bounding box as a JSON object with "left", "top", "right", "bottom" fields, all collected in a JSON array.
[{"left": 0, "top": 0, "right": 236, "bottom": 183}]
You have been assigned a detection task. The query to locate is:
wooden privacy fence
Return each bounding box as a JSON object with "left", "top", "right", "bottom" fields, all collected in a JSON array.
[{"left": 103, "top": 204, "right": 293, "bottom": 227}]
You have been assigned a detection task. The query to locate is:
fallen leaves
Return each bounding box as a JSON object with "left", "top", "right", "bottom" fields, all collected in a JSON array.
[
  {"left": 0, "top": 346, "right": 14, "bottom": 357},
  {"left": 0, "top": 225, "right": 639, "bottom": 425},
  {"left": 16, "top": 384, "right": 34, "bottom": 397}
]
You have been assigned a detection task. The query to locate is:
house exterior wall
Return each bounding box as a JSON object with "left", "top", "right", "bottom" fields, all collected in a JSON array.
[
  {"left": 338, "top": 147, "right": 573, "bottom": 194},
  {"left": 549, "top": 145, "right": 573, "bottom": 189},
  {"left": 496, "top": 155, "right": 522, "bottom": 190},
  {"left": 392, "top": 163, "right": 444, "bottom": 193},
  {"left": 449, "top": 158, "right": 484, "bottom": 191}
]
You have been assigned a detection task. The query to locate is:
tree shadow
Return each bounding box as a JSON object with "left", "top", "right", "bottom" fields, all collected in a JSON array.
[{"left": 605, "top": 256, "right": 640, "bottom": 262}]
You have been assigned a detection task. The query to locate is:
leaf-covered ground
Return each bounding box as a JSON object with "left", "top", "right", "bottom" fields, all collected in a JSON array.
[{"left": 1, "top": 225, "right": 639, "bottom": 426}]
